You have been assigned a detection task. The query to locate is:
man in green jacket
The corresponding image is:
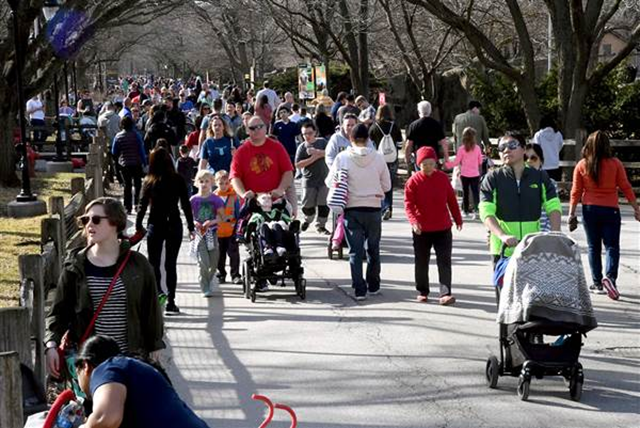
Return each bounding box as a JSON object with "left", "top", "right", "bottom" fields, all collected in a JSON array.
[{"left": 479, "top": 132, "right": 562, "bottom": 265}]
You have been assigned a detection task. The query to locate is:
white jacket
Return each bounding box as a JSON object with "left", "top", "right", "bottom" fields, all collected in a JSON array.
[
  {"left": 533, "top": 127, "right": 563, "bottom": 170},
  {"left": 326, "top": 146, "right": 391, "bottom": 209}
]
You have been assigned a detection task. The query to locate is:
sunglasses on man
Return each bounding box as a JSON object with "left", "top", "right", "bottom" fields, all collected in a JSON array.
[
  {"left": 78, "top": 215, "right": 110, "bottom": 226},
  {"left": 248, "top": 124, "right": 265, "bottom": 131}
]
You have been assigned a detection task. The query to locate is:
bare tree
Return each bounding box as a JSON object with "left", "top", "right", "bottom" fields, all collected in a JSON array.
[
  {"left": 0, "top": 0, "right": 181, "bottom": 186},
  {"left": 405, "top": 0, "right": 640, "bottom": 136}
]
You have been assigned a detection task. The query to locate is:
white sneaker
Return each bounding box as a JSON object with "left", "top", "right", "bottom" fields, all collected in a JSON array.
[
  {"left": 470, "top": 213, "right": 477, "bottom": 220},
  {"left": 355, "top": 295, "right": 367, "bottom": 301},
  {"left": 276, "top": 246, "right": 287, "bottom": 257},
  {"left": 369, "top": 290, "right": 381, "bottom": 296},
  {"left": 264, "top": 248, "right": 274, "bottom": 256},
  {"left": 203, "top": 290, "right": 213, "bottom": 298}
]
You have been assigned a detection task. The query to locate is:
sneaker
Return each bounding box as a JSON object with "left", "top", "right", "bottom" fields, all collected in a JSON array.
[
  {"left": 158, "top": 293, "right": 168, "bottom": 306},
  {"left": 255, "top": 282, "right": 269, "bottom": 292},
  {"left": 264, "top": 247, "right": 274, "bottom": 256},
  {"left": 589, "top": 283, "right": 606, "bottom": 295},
  {"left": 602, "top": 277, "right": 620, "bottom": 300},
  {"left": 382, "top": 210, "right": 392, "bottom": 221},
  {"left": 217, "top": 275, "right": 227, "bottom": 284},
  {"left": 203, "top": 291, "right": 213, "bottom": 298},
  {"left": 301, "top": 221, "right": 310, "bottom": 232},
  {"left": 232, "top": 276, "right": 243, "bottom": 285},
  {"left": 470, "top": 213, "right": 477, "bottom": 220},
  {"left": 316, "top": 226, "right": 331, "bottom": 236},
  {"left": 165, "top": 302, "right": 180, "bottom": 315},
  {"left": 439, "top": 295, "right": 456, "bottom": 306},
  {"left": 276, "top": 246, "right": 287, "bottom": 257},
  {"left": 369, "top": 290, "right": 381, "bottom": 296},
  {"left": 416, "top": 295, "right": 428, "bottom": 303},
  {"left": 355, "top": 295, "right": 367, "bottom": 301}
]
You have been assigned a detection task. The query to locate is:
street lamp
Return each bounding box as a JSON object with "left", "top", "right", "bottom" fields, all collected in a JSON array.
[{"left": 8, "top": 0, "right": 35, "bottom": 203}]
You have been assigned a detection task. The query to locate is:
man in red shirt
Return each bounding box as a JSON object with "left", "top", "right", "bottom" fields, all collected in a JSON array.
[
  {"left": 404, "top": 146, "right": 463, "bottom": 305},
  {"left": 230, "top": 115, "right": 294, "bottom": 200}
]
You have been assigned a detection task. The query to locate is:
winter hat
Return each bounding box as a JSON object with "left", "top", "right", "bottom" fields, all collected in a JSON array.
[{"left": 416, "top": 146, "right": 437, "bottom": 166}]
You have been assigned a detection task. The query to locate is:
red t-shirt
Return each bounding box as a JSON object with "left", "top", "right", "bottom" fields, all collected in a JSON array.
[{"left": 230, "top": 137, "right": 294, "bottom": 193}]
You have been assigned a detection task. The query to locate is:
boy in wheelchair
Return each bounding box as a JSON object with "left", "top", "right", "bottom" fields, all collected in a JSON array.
[{"left": 246, "top": 193, "right": 300, "bottom": 261}]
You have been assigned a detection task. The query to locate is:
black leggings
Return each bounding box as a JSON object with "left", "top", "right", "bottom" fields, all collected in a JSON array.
[
  {"left": 147, "top": 222, "right": 183, "bottom": 302},
  {"left": 460, "top": 176, "right": 480, "bottom": 214},
  {"left": 259, "top": 223, "right": 296, "bottom": 251}
]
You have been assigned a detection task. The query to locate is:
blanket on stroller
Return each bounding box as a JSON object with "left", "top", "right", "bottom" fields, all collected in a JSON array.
[{"left": 497, "top": 232, "right": 597, "bottom": 332}]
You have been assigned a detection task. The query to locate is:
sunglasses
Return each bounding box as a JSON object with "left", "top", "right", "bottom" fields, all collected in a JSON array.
[
  {"left": 248, "top": 124, "right": 265, "bottom": 131},
  {"left": 498, "top": 140, "right": 521, "bottom": 152},
  {"left": 78, "top": 215, "right": 110, "bottom": 226}
]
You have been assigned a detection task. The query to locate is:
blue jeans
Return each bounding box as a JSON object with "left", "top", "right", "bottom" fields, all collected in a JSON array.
[
  {"left": 344, "top": 209, "right": 382, "bottom": 297},
  {"left": 382, "top": 162, "right": 397, "bottom": 213},
  {"left": 582, "top": 205, "right": 621, "bottom": 284}
]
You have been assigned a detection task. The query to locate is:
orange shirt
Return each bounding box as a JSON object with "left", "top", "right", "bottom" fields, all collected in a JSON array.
[
  {"left": 570, "top": 158, "right": 636, "bottom": 208},
  {"left": 214, "top": 188, "right": 242, "bottom": 238}
]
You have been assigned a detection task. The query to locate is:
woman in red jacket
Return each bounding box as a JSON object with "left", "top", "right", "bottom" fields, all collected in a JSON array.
[
  {"left": 405, "top": 146, "right": 463, "bottom": 305},
  {"left": 568, "top": 131, "right": 640, "bottom": 300}
]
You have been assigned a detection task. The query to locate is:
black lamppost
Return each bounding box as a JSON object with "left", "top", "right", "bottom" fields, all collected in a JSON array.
[{"left": 8, "top": 0, "right": 35, "bottom": 202}]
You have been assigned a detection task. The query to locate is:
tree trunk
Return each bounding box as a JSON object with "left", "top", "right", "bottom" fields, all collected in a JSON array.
[
  {"left": 358, "top": 0, "right": 370, "bottom": 97},
  {"left": 563, "top": 80, "right": 589, "bottom": 138},
  {"left": 514, "top": 77, "right": 542, "bottom": 134},
  {"left": 0, "top": 90, "right": 20, "bottom": 187}
]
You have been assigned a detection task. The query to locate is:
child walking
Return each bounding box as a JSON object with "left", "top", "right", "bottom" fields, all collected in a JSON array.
[
  {"left": 190, "top": 170, "right": 225, "bottom": 297},
  {"left": 214, "top": 170, "right": 242, "bottom": 285},
  {"left": 445, "top": 127, "right": 483, "bottom": 219}
]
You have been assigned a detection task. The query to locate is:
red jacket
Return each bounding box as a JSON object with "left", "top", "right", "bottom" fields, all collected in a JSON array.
[{"left": 404, "top": 170, "right": 463, "bottom": 232}]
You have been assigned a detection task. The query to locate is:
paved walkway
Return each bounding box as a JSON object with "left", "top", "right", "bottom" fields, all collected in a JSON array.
[{"left": 129, "top": 191, "right": 639, "bottom": 428}]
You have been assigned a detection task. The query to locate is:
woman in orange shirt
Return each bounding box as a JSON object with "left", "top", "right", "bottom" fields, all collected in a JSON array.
[{"left": 568, "top": 131, "right": 640, "bottom": 299}]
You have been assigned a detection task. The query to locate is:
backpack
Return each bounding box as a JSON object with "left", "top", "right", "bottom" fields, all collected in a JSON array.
[{"left": 377, "top": 122, "right": 397, "bottom": 163}]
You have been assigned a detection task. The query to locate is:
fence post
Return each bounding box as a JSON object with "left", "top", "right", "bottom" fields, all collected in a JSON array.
[
  {"left": 0, "top": 352, "right": 23, "bottom": 428},
  {"left": 0, "top": 307, "right": 31, "bottom": 368},
  {"left": 71, "top": 176, "right": 85, "bottom": 196},
  {"left": 88, "top": 143, "right": 104, "bottom": 199},
  {"left": 49, "top": 196, "right": 67, "bottom": 250},
  {"left": 19, "top": 254, "right": 46, "bottom": 388}
]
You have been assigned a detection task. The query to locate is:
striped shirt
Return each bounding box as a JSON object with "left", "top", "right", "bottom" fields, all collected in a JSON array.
[{"left": 85, "top": 260, "right": 129, "bottom": 352}]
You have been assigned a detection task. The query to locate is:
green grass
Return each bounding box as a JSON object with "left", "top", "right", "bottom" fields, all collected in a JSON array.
[{"left": 0, "top": 172, "right": 83, "bottom": 307}]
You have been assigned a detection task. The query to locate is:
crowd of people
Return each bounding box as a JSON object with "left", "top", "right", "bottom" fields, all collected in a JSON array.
[{"left": 39, "top": 74, "right": 639, "bottom": 426}]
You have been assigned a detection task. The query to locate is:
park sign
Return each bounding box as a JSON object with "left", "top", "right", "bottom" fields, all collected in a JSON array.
[
  {"left": 314, "top": 64, "right": 327, "bottom": 93},
  {"left": 298, "top": 64, "right": 315, "bottom": 100}
]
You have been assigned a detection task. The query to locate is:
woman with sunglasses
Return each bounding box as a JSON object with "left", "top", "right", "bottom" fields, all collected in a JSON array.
[
  {"left": 74, "top": 335, "right": 208, "bottom": 428},
  {"left": 525, "top": 143, "right": 557, "bottom": 232},
  {"left": 45, "top": 198, "right": 164, "bottom": 379},
  {"left": 137, "top": 148, "right": 195, "bottom": 315},
  {"left": 568, "top": 131, "right": 640, "bottom": 299}
]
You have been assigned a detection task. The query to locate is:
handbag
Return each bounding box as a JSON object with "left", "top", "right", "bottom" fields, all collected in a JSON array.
[
  {"left": 327, "top": 168, "right": 349, "bottom": 214},
  {"left": 56, "top": 250, "right": 132, "bottom": 396}
]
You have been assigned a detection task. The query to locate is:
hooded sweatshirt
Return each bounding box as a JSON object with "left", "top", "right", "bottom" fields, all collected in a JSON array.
[
  {"left": 326, "top": 146, "right": 391, "bottom": 209},
  {"left": 325, "top": 131, "right": 374, "bottom": 168},
  {"left": 533, "top": 127, "right": 563, "bottom": 170}
]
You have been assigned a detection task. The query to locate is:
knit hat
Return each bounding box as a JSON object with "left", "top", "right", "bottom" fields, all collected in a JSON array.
[{"left": 416, "top": 146, "right": 437, "bottom": 166}]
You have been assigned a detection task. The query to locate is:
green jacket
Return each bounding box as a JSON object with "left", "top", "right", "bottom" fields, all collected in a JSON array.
[
  {"left": 479, "top": 165, "right": 562, "bottom": 256},
  {"left": 45, "top": 241, "right": 164, "bottom": 353}
]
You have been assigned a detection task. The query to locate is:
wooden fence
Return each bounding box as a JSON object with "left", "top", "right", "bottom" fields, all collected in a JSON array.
[{"left": 0, "top": 134, "right": 109, "bottom": 425}]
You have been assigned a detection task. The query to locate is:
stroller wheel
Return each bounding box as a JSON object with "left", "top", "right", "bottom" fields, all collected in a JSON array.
[
  {"left": 485, "top": 356, "right": 499, "bottom": 389},
  {"left": 242, "top": 261, "right": 252, "bottom": 300},
  {"left": 517, "top": 376, "right": 530, "bottom": 401},
  {"left": 327, "top": 244, "right": 334, "bottom": 260},
  {"left": 569, "top": 378, "right": 583, "bottom": 401},
  {"left": 250, "top": 288, "right": 257, "bottom": 303},
  {"left": 296, "top": 278, "right": 307, "bottom": 300}
]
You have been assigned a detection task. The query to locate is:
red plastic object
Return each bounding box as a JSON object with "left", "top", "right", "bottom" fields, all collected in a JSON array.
[
  {"left": 252, "top": 394, "right": 297, "bottom": 428},
  {"left": 43, "top": 389, "right": 76, "bottom": 428},
  {"left": 71, "top": 158, "right": 86, "bottom": 169},
  {"left": 252, "top": 394, "right": 274, "bottom": 428}
]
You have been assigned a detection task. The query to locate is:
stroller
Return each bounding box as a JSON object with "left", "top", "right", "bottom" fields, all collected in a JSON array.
[
  {"left": 239, "top": 199, "right": 306, "bottom": 303},
  {"left": 486, "top": 233, "right": 597, "bottom": 401}
]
